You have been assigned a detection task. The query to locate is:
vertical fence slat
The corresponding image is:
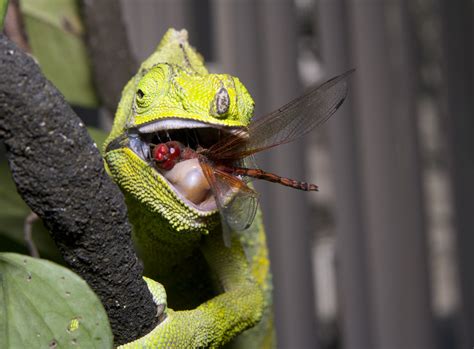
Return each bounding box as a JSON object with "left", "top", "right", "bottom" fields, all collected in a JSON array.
[
  {"left": 438, "top": 1, "right": 474, "bottom": 347},
  {"left": 316, "top": 1, "right": 373, "bottom": 349},
  {"left": 211, "top": 0, "right": 263, "bottom": 112},
  {"left": 346, "top": 1, "right": 435, "bottom": 348},
  {"left": 256, "top": 1, "right": 318, "bottom": 348},
  {"left": 120, "top": 0, "right": 194, "bottom": 62}
]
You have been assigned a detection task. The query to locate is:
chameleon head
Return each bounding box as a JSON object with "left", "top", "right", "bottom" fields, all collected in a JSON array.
[
  {"left": 104, "top": 39, "right": 254, "bottom": 235},
  {"left": 131, "top": 63, "right": 254, "bottom": 127}
]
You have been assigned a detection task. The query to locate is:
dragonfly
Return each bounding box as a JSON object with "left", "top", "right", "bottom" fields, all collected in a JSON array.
[{"left": 151, "top": 69, "right": 353, "bottom": 246}]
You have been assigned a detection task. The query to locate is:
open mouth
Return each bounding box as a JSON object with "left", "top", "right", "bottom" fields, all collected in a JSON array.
[{"left": 106, "top": 118, "right": 246, "bottom": 213}]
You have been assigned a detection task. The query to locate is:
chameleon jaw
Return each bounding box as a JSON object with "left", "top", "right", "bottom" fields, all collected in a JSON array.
[
  {"left": 109, "top": 118, "right": 247, "bottom": 214},
  {"left": 137, "top": 117, "right": 244, "bottom": 135}
]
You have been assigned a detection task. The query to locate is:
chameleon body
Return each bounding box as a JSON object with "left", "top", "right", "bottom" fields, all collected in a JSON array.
[{"left": 104, "top": 29, "right": 274, "bottom": 348}]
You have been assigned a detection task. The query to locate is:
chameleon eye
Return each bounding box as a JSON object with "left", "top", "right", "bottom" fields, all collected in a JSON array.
[
  {"left": 136, "top": 88, "right": 150, "bottom": 108},
  {"left": 215, "top": 87, "right": 230, "bottom": 115}
]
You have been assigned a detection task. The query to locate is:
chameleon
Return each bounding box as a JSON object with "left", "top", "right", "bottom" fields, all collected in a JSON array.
[{"left": 103, "top": 29, "right": 274, "bottom": 348}]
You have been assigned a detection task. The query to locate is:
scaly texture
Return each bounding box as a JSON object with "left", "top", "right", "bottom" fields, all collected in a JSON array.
[{"left": 105, "top": 29, "right": 274, "bottom": 348}]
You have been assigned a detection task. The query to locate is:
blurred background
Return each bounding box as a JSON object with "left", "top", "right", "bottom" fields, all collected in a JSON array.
[{"left": 1, "top": 1, "right": 473, "bottom": 348}]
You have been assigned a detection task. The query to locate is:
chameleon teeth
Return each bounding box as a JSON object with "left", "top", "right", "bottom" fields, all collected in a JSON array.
[{"left": 163, "top": 159, "right": 211, "bottom": 205}]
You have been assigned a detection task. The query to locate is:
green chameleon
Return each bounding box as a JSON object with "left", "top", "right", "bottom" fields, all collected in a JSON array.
[{"left": 104, "top": 29, "right": 274, "bottom": 348}]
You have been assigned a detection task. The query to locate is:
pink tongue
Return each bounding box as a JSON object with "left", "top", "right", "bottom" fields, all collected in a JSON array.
[{"left": 163, "top": 159, "right": 211, "bottom": 204}]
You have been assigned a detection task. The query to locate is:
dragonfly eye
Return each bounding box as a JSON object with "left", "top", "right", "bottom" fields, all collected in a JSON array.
[{"left": 214, "top": 87, "right": 230, "bottom": 116}]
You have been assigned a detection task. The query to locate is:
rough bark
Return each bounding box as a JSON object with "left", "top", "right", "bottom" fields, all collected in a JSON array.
[{"left": 0, "top": 34, "right": 157, "bottom": 345}]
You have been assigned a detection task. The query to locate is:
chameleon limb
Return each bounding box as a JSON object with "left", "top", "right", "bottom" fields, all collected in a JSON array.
[{"left": 120, "top": 233, "right": 265, "bottom": 349}]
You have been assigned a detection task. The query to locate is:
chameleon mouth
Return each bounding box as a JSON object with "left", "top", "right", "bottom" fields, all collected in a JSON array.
[{"left": 109, "top": 118, "right": 246, "bottom": 213}]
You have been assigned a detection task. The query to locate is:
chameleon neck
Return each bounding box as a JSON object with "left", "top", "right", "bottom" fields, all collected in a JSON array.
[{"left": 125, "top": 193, "right": 203, "bottom": 275}]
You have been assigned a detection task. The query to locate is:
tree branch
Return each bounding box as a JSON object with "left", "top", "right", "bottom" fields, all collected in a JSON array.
[{"left": 0, "top": 34, "right": 158, "bottom": 345}]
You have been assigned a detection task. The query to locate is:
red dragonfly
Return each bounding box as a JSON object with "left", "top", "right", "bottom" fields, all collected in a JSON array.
[{"left": 152, "top": 70, "right": 353, "bottom": 245}]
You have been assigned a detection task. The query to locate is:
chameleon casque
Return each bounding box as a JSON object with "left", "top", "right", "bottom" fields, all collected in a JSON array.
[{"left": 104, "top": 29, "right": 274, "bottom": 348}]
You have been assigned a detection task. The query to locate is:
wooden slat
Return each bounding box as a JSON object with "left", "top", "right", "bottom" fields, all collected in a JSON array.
[
  {"left": 438, "top": 0, "right": 474, "bottom": 347},
  {"left": 317, "top": 1, "right": 373, "bottom": 349},
  {"left": 255, "top": 1, "right": 319, "bottom": 348},
  {"left": 345, "top": 1, "right": 435, "bottom": 348}
]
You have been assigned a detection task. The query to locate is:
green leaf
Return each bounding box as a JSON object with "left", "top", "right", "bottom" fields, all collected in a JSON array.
[
  {"left": 0, "top": 0, "right": 8, "bottom": 31},
  {"left": 20, "top": 0, "right": 98, "bottom": 107},
  {"left": 0, "top": 253, "right": 113, "bottom": 348}
]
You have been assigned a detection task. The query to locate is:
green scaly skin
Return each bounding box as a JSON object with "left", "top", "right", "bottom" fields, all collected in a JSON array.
[{"left": 103, "top": 29, "right": 274, "bottom": 348}]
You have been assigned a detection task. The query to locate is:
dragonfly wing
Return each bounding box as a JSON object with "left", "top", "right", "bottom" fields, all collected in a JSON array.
[
  {"left": 208, "top": 69, "right": 354, "bottom": 160},
  {"left": 200, "top": 161, "right": 259, "bottom": 247}
]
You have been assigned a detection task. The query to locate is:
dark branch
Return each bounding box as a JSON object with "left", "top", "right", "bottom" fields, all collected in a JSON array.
[{"left": 0, "top": 34, "right": 158, "bottom": 345}]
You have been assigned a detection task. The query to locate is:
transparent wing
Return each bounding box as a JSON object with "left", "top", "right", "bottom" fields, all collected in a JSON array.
[
  {"left": 235, "top": 155, "right": 258, "bottom": 183},
  {"left": 200, "top": 161, "right": 259, "bottom": 247},
  {"left": 208, "top": 69, "right": 354, "bottom": 160}
]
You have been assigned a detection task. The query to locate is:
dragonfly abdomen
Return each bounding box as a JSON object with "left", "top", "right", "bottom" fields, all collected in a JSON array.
[{"left": 223, "top": 166, "right": 319, "bottom": 192}]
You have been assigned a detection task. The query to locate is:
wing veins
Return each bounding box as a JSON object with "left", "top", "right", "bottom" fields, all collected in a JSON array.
[{"left": 208, "top": 69, "right": 354, "bottom": 160}]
